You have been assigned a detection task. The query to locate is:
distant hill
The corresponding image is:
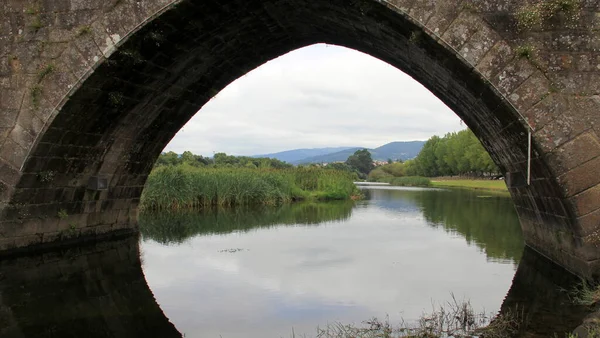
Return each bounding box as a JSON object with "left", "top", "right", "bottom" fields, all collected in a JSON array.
[
  {"left": 253, "top": 147, "right": 357, "bottom": 163},
  {"left": 291, "top": 141, "right": 425, "bottom": 164}
]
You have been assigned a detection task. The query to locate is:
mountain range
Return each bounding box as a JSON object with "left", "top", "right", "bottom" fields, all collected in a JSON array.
[
  {"left": 254, "top": 141, "right": 425, "bottom": 164},
  {"left": 253, "top": 147, "right": 356, "bottom": 163}
]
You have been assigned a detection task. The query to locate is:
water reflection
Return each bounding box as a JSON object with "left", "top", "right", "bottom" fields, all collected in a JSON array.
[
  {"left": 139, "top": 188, "right": 524, "bottom": 337},
  {"left": 0, "top": 187, "right": 591, "bottom": 337},
  {"left": 362, "top": 187, "right": 523, "bottom": 263},
  {"left": 0, "top": 235, "right": 180, "bottom": 338},
  {"left": 140, "top": 201, "right": 354, "bottom": 244}
]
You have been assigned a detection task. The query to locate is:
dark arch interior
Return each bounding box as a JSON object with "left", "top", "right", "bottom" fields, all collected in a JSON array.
[{"left": 9, "top": 0, "right": 573, "bottom": 256}]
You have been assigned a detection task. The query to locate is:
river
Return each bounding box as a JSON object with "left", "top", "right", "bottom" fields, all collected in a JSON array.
[
  {"left": 0, "top": 185, "right": 589, "bottom": 337},
  {"left": 138, "top": 186, "right": 522, "bottom": 337}
]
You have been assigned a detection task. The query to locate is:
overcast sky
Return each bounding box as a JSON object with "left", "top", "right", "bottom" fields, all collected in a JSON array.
[{"left": 164, "top": 43, "right": 464, "bottom": 156}]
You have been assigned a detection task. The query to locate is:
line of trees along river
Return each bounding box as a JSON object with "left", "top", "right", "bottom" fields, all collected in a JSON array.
[{"left": 369, "top": 129, "right": 500, "bottom": 182}]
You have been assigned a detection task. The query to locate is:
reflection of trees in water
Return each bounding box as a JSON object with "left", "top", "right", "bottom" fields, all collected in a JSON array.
[
  {"left": 139, "top": 201, "right": 355, "bottom": 245},
  {"left": 365, "top": 188, "right": 524, "bottom": 264},
  {"left": 0, "top": 236, "right": 181, "bottom": 338}
]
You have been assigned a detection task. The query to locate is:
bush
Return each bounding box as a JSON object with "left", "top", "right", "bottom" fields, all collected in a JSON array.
[{"left": 367, "top": 168, "right": 392, "bottom": 182}]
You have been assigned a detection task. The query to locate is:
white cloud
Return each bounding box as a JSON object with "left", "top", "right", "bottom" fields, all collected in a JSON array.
[{"left": 164, "top": 44, "right": 463, "bottom": 156}]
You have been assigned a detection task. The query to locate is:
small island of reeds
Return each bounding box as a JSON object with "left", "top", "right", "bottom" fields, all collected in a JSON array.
[{"left": 141, "top": 152, "right": 361, "bottom": 211}]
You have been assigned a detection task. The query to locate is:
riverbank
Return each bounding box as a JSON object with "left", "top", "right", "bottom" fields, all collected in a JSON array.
[
  {"left": 431, "top": 179, "right": 508, "bottom": 193},
  {"left": 140, "top": 165, "right": 361, "bottom": 210}
]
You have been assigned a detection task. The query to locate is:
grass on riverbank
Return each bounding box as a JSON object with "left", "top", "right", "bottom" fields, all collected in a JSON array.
[
  {"left": 306, "top": 296, "right": 523, "bottom": 338},
  {"left": 431, "top": 179, "right": 508, "bottom": 192},
  {"left": 380, "top": 176, "right": 431, "bottom": 187},
  {"left": 140, "top": 165, "right": 360, "bottom": 210}
]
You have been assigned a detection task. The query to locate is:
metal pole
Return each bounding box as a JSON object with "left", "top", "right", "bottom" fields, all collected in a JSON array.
[{"left": 527, "top": 129, "right": 532, "bottom": 186}]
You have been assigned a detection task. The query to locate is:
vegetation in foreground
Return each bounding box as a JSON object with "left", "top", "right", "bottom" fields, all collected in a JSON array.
[
  {"left": 569, "top": 279, "right": 600, "bottom": 307},
  {"left": 556, "top": 280, "right": 600, "bottom": 338},
  {"left": 141, "top": 165, "right": 360, "bottom": 210},
  {"left": 294, "top": 296, "right": 524, "bottom": 338}
]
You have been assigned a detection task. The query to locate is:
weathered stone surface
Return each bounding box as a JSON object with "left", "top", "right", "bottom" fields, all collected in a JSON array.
[{"left": 0, "top": 0, "right": 599, "bottom": 278}]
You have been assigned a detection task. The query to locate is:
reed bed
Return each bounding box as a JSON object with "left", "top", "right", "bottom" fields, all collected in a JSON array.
[{"left": 140, "top": 165, "right": 359, "bottom": 210}]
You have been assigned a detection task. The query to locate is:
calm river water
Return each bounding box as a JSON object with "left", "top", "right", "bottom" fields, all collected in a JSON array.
[
  {"left": 139, "top": 186, "right": 525, "bottom": 337},
  {"left": 0, "top": 186, "right": 590, "bottom": 338}
]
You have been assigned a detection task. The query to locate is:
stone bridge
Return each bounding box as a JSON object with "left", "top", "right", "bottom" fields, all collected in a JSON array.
[{"left": 0, "top": 0, "right": 599, "bottom": 278}]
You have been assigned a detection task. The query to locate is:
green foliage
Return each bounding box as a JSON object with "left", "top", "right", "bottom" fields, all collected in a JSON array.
[
  {"left": 408, "top": 129, "right": 499, "bottom": 178},
  {"left": 516, "top": 4, "right": 544, "bottom": 30},
  {"left": 569, "top": 280, "right": 600, "bottom": 306},
  {"left": 37, "top": 64, "right": 55, "bottom": 81},
  {"left": 314, "top": 296, "right": 523, "bottom": 338},
  {"left": 77, "top": 25, "right": 91, "bottom": 36},
  {"left": 380, "top": 162, "right": 405, "bottom": 176},
  {"left": 25, "top": 6, "right": 38, "bottom": 15},
  {"left": 516, "top": 0, "right": 581, "bottom": 31},
  {"left": 25, "top": 6, "right": 43, "bottom": 32},
  {"left": 140, "top": 165, "right": 360, "bottom": 210},
  {"left": 346, "top": 149, "right": 374, "bottom": 177},
  {"left": 154, "top": 151, "right": 292, "bottom": 169},
  {"left": 367, "top": 167, "right": 392, "bottom": 182},
  {"left": 30, "top": 85, "right": 43, "bottom": 108},
  {"left": 516, "top": 45, "right": 536, "bottom": 59},
  {"left": 57, "top": 209, "right": 68, "bottom": 220}
]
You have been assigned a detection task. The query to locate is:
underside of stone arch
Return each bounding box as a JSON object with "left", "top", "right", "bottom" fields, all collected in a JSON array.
[{"left": 0, "top": 0, "right": 599, "bottom": 278}]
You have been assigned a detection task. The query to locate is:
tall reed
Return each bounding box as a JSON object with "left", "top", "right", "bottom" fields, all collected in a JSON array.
[{"left": 141, "top": 165, "right": 360, "bottom": 210}]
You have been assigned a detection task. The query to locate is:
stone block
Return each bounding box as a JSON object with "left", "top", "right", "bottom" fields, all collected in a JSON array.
[
  {"left": 570, "top": 184, "right": 600, "bottom": 216},
  {"left": 493, "top": 59, "right": 537, "bottom": 97},
  {"left": 524, "top": 94, "right": 564, "bottom": 131},
  {"left": 384, "top": 0, "right": 415, "bottom": 13},
  {"left": 460, "top": 26, "right": 499, "bottom": 67},
  {"left": 407, "top": 0, "right": 434, "bottom": 24},
  {"left": 578, "top": 209, "right": 600, "bottom": 238},
  {"left": 508, "top": 71, "right": 551, "bottom": 113},
  {"left": 0, "top": 108, "right": 18, "bottom": 133},
  {"left": 9, "top": 123, "right": 35, "bottom": 150},
  {"left": 0, "top": 138, "right": 28, "bottom": 169},
  {"left": 441, "top": 12, "right": 481, "bottom": 53},
  {"left": 555, "top": 132, "right": 600, "bottom": 171},
  {"left": 424, "top": 0, "right": 463, "bottom": 36}
]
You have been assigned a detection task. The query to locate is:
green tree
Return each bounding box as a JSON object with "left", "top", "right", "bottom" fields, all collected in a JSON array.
[
  {"left": 155, "top": 151, "right": 181, "bottom": 167},
  {"left": 346, "top": 149, "right": 374, "bottom": 177},
  {"left": 409, "top": 129, "right": 499, "bottom": 177}
]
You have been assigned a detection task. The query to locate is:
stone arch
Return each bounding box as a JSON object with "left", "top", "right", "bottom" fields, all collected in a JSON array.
[{"left": 0, "top": 0, "right": 599, "bottom": 277}]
